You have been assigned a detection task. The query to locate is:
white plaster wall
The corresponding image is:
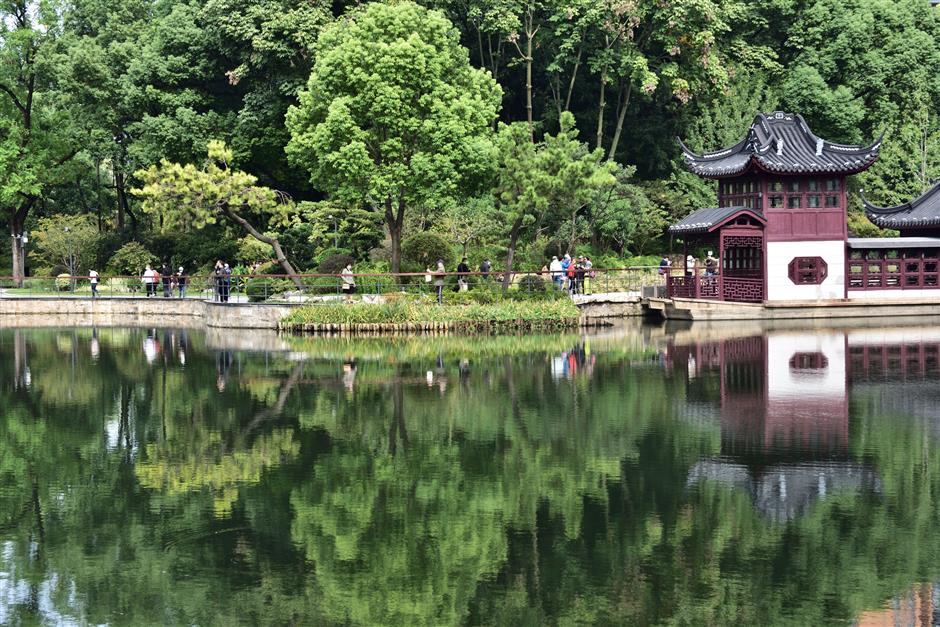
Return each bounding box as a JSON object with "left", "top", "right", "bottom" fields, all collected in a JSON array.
[
  {"left": 847, "top": 328, "right": 940, "bottom": 346},
  {"left": 766, "top": 240, "right": 845, "bottom": 301},
  {"left": 848, "top": 289, "right": 940, "bottom": 300},
  {"left": 766, "top": 332, "right": 846, "bottom": 402}
]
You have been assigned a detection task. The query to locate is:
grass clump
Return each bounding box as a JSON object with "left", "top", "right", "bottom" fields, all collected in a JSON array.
[{"left": 281, "top": 299, "right": 580, "bottom": 332}]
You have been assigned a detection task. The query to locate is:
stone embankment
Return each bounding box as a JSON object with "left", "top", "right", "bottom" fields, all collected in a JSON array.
[{"left": 0, "top": 294, "right": 643, "bottom": 331}]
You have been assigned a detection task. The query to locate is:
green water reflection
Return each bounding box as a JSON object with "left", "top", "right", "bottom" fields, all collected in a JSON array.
[{"left": 0, "top": 325, "right": 938, "bottom": 625}]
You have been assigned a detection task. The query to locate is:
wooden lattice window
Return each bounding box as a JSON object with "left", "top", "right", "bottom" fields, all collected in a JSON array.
[{"left": 788, "top": 256, "right": 828, "bottom": 285}]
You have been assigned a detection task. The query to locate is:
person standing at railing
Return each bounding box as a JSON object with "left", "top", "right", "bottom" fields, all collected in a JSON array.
[
  {"left": 478, "top": 258, "right": 491, "bottom": 281},
  {"left": 434, "top": 259, "right": 446, "bottom": 304},
  {"left": 560, "top": 254, "right": 571, "bottom": 290},
  {"left": 549, "top": 256, "right": 563, "bottom": 289},
  {"left": 583, "top": 256, "right": 593, "bottom": 295},
  {"left": 456, "top": 257, "right": 470, "bottom": 292},
  {"left": 142, "top": 265, "right": 158, "bottom": 297},
  {"left": 176, "top": 267, "right": 188, "bottom": 298},
  {"left": 341, "top": 263, "right": 356, "bottom": 303},
  {"left": 705, "top": 251, "right": 718, "bottom": 277},
  {"left": 213, "top": 260, "right": 224, "bottom": 301},
  {"left": 222, "top": 263, "right": 232, "bottom": 302},
  {"left": 659, "top": 255, "right": 671, "bottom": 276},
  {"left": 88, "top": 269, "right": 99, "bottom": 298},
  {"left": 160, "top": 262, "right": 172, "bottom": 297}
]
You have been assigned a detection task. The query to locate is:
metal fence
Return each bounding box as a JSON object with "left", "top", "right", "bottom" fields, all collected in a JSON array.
[{"left": 0, "top": 267, "right": 666, "bottom": 302}]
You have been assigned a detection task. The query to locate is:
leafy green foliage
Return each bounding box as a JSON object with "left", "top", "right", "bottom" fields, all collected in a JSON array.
[
  {"left": 33, "top": 214, "right": 101, "bottom": 276},
  {"left": 285, "top": 1, "right": 502, "bottom": 273},
  {"left": 317, "top": 252, "right": 354, "bottom": 275},
  {"left": 106, "top": 241, "right": 155, "bottom": 276},
  {"left": 402, "top": 232, "right": 454, "bottom": 271}
]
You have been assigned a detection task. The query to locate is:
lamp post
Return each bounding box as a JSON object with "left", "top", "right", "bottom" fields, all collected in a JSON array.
[
  {"left": 63, "top": 226, "right": 76, "bottom": 291},
  {"left": 327, "top": 214, "right": 338, "bottom": 248}
]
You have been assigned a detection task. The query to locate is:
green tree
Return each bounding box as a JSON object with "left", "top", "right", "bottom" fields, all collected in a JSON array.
[
  {"left": 133, "top": 140, "right": 302, "bottom": 282},
  {"left": 0, "top": 1, "right": 81, "bottom": 286},
  {"left": 285, "top": 1, "right": 502, "bottom": 274},
  {"left": 32, "top": 214, "right": 101, "bottom": 277},
  {"left": 493, "top": 112, "right": 614, "bottom": 289}
]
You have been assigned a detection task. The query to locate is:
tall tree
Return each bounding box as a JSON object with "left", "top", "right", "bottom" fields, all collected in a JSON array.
[
  {"left": 285, "top": 1, "right": 502, "bottom": 274},
  {"left": 0, "top": 1, "right": 81, "bottom": 286}
]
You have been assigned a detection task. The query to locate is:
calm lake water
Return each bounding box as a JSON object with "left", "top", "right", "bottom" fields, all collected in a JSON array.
[{"left": 1, "top": 321, "right": 940, "bottom": 625}]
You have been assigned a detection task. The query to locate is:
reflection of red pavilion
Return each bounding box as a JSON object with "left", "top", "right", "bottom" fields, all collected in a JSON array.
[
  {"left": 671, "top": 330, "right": 877, "bottom": 522},
  {"left": 670, "top": 333, "right": 849, "bottom": 456}
]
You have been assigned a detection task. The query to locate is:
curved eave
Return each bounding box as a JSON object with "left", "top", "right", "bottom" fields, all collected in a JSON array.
[
  {"left": 866, "top": 214, "right": 940, "bottom": 229},
  {"left": 668, "top": 208, "right": 766, "bottom": 235}
]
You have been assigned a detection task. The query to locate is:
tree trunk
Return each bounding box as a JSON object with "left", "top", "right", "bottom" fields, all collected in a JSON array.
[
  {"left": 115, "top": 170, "right": 129, "bottom": 231},
  {"left": 502, "top": 221, "right": 522, "bottom": 293},
  {"left": 595, "top": 66, "right": 608, "bottom": 151},
  {"left": 525, "top": 35, "right": 534, "bottom": 140},
  {"left": 9, "top": 210, "right": 26, "bottom": 287},
  {"left": 385, "top": 197, "right": 405, "bottom": 276},
  {"left": 564, "top": 43, "right": 583, "bottom": 113},
  {"left": 607, "top": 82, "right": 633, "bottom": 162},
  {"left": 223, "top": 205, "right": 303, "bottom": 288},
  {"left": 567, "top": 209, "right": 579, "bottom": 253}
]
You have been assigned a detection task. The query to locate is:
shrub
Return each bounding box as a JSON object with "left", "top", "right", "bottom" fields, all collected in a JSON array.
[
  {"left": 55, "top": 273, "right": 72, "bottom": 291},
  {"left": 517, "top": 274, "right": 546, "bottom": 293},
  {"left": 314, "top": 247, "right": 353, "bottom": 267},
  {"left": 107, "top": 242, "right": 155, "bottom": 276},
  {"left": 318, "top": 253, "right": 355, "bottom": 275},
  {"left": 402, "top": 232, "right": 453, "bottom": 270},
  {"left": 245, "top": 278, "right": 292, "bottom": 302}
]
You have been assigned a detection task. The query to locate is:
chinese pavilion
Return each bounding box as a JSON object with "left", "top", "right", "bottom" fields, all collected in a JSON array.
[{"left": 667, "top": 111, "right": 882, "bottom": 302}]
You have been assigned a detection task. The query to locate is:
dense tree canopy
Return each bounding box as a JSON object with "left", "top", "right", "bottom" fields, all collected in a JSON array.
[{"left": 0, "top": 0, "right": 937, "bottom": 277}]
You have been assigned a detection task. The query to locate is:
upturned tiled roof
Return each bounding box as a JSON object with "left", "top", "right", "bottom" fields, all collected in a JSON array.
[
  {"left": 668, "top": 206, "right": 765, "bottom": 235},
  {"left": 863, "top": 181, "right": 940, "bottom": 229},
  {"left": 678, "top": 111, "right": 882, "bottom": 178}
]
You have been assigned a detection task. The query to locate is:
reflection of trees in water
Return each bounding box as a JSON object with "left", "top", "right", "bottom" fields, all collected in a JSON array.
[{"left": 5, "top": 329, "right": 940, "bottom": 624}]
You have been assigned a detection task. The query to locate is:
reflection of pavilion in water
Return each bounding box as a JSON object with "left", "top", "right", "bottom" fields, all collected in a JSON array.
[
  {"left": 670, "top": 331, "right": 883, "bottom": 521},
  {"left": 855, "top": 582, "right": 940, "bottom": 627}
]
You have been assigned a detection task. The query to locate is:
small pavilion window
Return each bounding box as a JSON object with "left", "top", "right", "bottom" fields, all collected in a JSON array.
[
  {"left": 770, "top": 181, "right": 783, "bottom": 192},
  {"left": 788, "top": 196, "right": 802, "bottom": 209},
  {"left": 788, "top": 257, "right": 828, "bottom": 285},
  {"left": 769, "top": 196, "right": 784, "bottom": 208},
  {"left": 807, "top": 180, "right": 819, "bottom": 191},
  {"left": 825, "top": 195, "right": 839, "bottom": 208},
  {"left": 807, "top": 195, "right": 821, "bottom": 208},
  {"left": 825, "top": 179, "right": 840, "bottom": 191},
  {"left": 787, "top": 180, "right": 801, "bottom": 192}
]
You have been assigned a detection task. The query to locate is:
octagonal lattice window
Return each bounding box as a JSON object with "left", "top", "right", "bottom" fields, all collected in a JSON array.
[{"left": 788, "top": 256, "right": 828, "bottom": 285}]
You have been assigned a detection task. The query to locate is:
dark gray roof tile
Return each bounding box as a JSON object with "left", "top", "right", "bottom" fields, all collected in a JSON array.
[
  {"left": 679, "top": 111, "right": 881, "bottom": 178},
  {"left": 863, "top": 181, "right": 940, "bottom": 228},
  {"left": 669, "top": 206, "right": 765, "bottom": 235}
]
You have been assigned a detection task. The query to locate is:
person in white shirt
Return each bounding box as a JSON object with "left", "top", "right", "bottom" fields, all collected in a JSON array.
[
  {"left": 88, "top": 269, "right": 100, "bottom": 298},
  {"left": 142, "top": 265, "right": 158, "bottom": 297},
  {"left": 341, "top": 263, "right": 356, "bottom": 303},
  {"left": 549, "top": 256, "right": 563, "bottom": 289}
]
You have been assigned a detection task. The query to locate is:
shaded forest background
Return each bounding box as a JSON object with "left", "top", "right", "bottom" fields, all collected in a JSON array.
[{"left": 0, "top": 0, "right": 938, "bottom": 277}]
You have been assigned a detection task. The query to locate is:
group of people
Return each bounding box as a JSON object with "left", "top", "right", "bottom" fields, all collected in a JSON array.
[
  {"left": 425, "top": 257, "right": 493, "bottom": 304},
  {"left": 659, "top": 252, "right": 719, "bottom": 278},
  {"left": 547, "top": 254, "right": 594, "bottom": 295},
  {"left": 141, "top": 263, "right": 190, "bottom": 298}
]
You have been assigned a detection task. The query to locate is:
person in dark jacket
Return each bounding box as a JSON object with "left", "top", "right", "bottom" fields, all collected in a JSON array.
[
  {"left": 456, "top": 257, "right": 470, "bottom": 292},
  {"left": 160, "top": 263, "right": 172, "bottom": 297}
]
